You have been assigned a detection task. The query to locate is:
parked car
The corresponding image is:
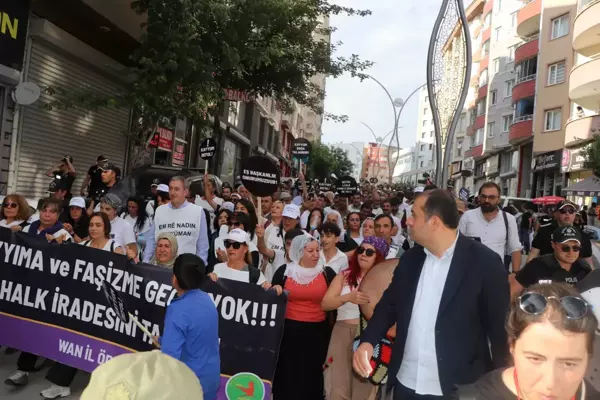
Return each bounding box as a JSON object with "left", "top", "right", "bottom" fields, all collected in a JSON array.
[{"left": 128, "top": 165, "right": 222, "bottom": 200}]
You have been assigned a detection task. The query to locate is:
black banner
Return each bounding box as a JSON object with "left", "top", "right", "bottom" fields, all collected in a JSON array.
[
  {"left": 0, "top": 0, "right": 31, "bottom": 71},
  {"left": 0, "top": 227, "right": 287, "bottom": 389}
]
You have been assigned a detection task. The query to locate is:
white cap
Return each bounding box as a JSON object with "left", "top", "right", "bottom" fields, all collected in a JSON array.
[
  {"left": 221, "top": 202, "right": 235, "bottom": 212},
  {"left": 157, "top": 184, "right": 169, "bottom": 192},
  {"left": 69, "top": 197, "right": 86, "bottom": 209},
  {"left": 226, "top": 228, "right": 249, "bottom": 244},
  {"left": 81, "top": 350, "right": 203, "bottom": 400},
  {"left": 414, "top": 186, "right": 425, "bottom": 193},
  {"left": 282, "top": 204, "right": 301, "bottom": 219}
]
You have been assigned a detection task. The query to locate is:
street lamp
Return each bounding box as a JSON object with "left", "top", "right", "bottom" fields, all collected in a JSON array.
[{"left": 364, "top": 74, "right": 427, "bottom": 184}]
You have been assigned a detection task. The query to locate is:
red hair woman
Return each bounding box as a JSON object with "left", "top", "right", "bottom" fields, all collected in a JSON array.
[{"left": 321, "top": 236, "right": 389, "bottom": 400}]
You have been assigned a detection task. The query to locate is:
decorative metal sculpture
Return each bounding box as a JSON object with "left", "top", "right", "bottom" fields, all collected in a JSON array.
[{"left": 427, "top": 0, "right": 472, "bottom": 188}]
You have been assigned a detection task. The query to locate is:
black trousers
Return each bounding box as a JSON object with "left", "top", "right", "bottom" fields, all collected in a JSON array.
[
  {"left": 393, "top": 383, "right": 444, "bottom": 400},
  {"left": 16, "top": 353, "right": 77, "bottom": 387}
]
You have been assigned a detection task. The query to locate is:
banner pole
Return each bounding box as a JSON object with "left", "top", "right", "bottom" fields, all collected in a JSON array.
[{"left": 128, "top": 312, "right": 160, "bottom": 348}]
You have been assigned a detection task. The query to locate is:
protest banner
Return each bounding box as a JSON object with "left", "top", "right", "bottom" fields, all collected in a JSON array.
[{"left": 0, "top": 228, "right": 287, "bottom": 399}]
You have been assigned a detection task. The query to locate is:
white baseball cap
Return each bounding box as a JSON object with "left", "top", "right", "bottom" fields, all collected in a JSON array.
[
  {"left": 157, "top": 184, "right": 169, "bottom": 192},
  {"left": 226, "top": 228, "right": 249, "bottom": 244},
  {"left": 282, "top": 204, "right": 301, "bottom": 219},
  {"left": 221, "top": 202, "right": 235, "bottom": 212},
  {"left": 69, "top": 197, "right": 86, "bottom": 209}
]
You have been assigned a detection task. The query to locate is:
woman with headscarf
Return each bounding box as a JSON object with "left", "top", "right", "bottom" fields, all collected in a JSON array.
[
  {"left": 271, "top": 234, "right": 337, "bottom": 400},
  {"left": 321, "top": 236, "right": 389, "bottom": 400},
  {"left": 150, "top": 232, "right": 179, "bottom": 268}
]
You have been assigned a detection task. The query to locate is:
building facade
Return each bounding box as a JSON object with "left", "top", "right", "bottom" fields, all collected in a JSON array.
[{"left": 334, "top": 141, "right": 364, "bottom": 180}]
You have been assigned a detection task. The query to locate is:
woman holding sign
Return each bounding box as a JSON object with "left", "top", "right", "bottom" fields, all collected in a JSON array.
[{"left": 271, "top": 234, "right": 337, "bottom": 400}]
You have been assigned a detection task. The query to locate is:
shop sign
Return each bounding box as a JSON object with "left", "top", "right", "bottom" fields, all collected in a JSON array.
[
  {"left": 0, "top": 0, "right": 31, "bottom": 71},
  {"left": 157, "top": 127, "right": 174, "bottom": 152},
  {"left": 485, "top": 155, "right": 499, "bottom": 176},
  {"left": 463, "top": 157, "right": 474, "bottom": 171},
  {"left": 172, "top": 139, "right": 186, "bottom": 167},
  {"left": 562, "top": 146, "right": 588, "bottom": 173},
  {"left": 532, "top": 149, "right": 563, "bottom": 172},
  {"left": 224, "top": 88, "right": 255, "bottom": 103}
]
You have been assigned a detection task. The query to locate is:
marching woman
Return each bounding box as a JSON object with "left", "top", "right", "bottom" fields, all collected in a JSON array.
[
  {"left": 304, "top": 207, "right": 325, "bottom": 240},
  {"left": 265, "top": 200, "right": 283, "bottom": 233},
  {"left": 156, "top": 253, "right": 221, "bottom": 400},
  {"left": 149, "top": 232, "right": 178, "bottom": 268},
  {"left": 321, "top": 236, "right": 388, "bottom": 400},
  {"left": 60, "top": 197, "right": 90, "bottom": 243},
  {"left": 344, "top": 212, "right": 363, "bottom": 245},
  {"left": 234, "top": 198, "right": 258, "bottom": 243},
  {"left": 453, "top": 282, "right": 600, "bottom": 399},
  {"left": 81, "top": 212, "right": 123, "bottom": 254},
  {"left": 208, "top": 208, "right": 232, "bottom": 270},
  {"left": 0, "top": 194, "right": 32, "bottom": 231},
  {"left": 360, "top": 217, "right": 375, "bottom": 238},
  {"left": 272, "top": 234, "right": 337, "bottom": 400},
  {"left": 121, "top": 196, "right": 151, "bottom": 252}
]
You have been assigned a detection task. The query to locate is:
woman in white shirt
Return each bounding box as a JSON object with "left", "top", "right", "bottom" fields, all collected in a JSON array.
[
  {"left": 0, "top": 194, "right": 32, "bottom": 232},
  {"left": 320, "top": 236, "right": 389, "bottom": 400},
  {"left": 99, "top": 193, "right": 137, "bottom": 259},
  {"left": 209, "top": 228, "right": 269, "bottom": 287},
  {"left": 81, "top": 212, "right": 123, "bottom": 254},
  {"left": 121, "top": 196, "right": 151, "bottom": 251},
  {"left": 344, "top": 212, "right": 363, "bottom": 245}
]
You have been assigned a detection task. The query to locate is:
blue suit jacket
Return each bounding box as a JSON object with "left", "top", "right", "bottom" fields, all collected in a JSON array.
[{"left": 360, "top": 233, "right": 510, "bottom": 395}]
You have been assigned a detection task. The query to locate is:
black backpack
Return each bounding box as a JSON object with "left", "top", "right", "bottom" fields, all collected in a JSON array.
[{"left": 248, "top": 265, "right": 261, "bottom": 284}]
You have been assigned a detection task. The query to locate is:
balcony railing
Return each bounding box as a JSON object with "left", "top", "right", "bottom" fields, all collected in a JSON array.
[
  {"left": 521, "top": 0, "right": 535, "bottom": 6},
  {"left": 515, "top": 73, "right": 536, "bottom": 85},
  {"left": 580, "top": 0, "right": 600, "bottom": 12},
  {"left": 513, "top": 114, "right": 534, "bottom": 124},
  {"left": 518, "top": 33, "right": 540, "bottom": 46}
]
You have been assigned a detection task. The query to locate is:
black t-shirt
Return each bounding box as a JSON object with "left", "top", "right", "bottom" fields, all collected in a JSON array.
[
  {"left": 453, "top": 369, "right": 600, "bottom": 399},
  {"left": 520, "top": 211, "right": 532, "bottom": 230},
  {"left": 52, "top": 171, "right": 76, "bottom": 194},
  {"left": 87, "top": 165, "right": 107, "bottom": 197},
  {"left": 532, "top": 223, "right": 592, "bottom": 258},
  {"left": 516, "top": 254, "right": 591, "bottom": 287}
]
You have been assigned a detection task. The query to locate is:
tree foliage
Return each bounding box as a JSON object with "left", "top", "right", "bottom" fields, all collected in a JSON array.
[
  {"left": 44, "top": 0, "right": 372, "bottom": 141},
  {"left": 309, "top": 142, "right": 354, "bottom": 181},
  {"left": 582, "top": 137, "right": 600, "bottom": 177}
]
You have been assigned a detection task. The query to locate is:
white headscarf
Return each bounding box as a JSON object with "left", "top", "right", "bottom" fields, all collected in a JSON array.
[
  {"left": 325, "top": 209, "right": 346, "bottom": 242},
  {"left": 284, "top": 233, "right": 323, "bottom": 285}
]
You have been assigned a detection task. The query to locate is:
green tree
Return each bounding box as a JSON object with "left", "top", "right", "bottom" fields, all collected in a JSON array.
[
  {"left": 45, "top": 0, "right": 372, "bottom": 142},
  {"left": 308, "top": 142, "right": 354, "bottom": 181},
  {"left": 582, "top": 137, "right": 600, "bottom": 176}
]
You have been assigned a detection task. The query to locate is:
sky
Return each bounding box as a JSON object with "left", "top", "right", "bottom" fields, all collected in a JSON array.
[{"left": 321, "top": 0, "right": 442, "bottom": 149}]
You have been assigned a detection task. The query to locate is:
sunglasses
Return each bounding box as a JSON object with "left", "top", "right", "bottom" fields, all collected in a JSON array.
[
  {"left": 559, "top": 208, "right": 576, "bottom": 215},
  {"left": 357, "top": 247, "right": 376, "bottom": 257},
  {"left": 560, "top": 245, "right": 581, "bottom": 253},
  {"left": 519, "top": 292, "right": 588, "bottom": 320},
  {"left": 224, "top": 241, "right": 243, "bottom": 249},
  {"left": 2, "top": 202, "right": 17, "bottom": 209}
]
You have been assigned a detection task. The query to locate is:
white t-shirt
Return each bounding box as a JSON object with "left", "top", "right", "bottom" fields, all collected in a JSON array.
[
  {"left": 264, "top": 233, "right": 287, "bottom": 282},
  {"left": 121, "top": 214, "right": 151, "bottom": 234},
  {"left": 213, "top": 262, "right": 266, "bottom": 284},
  {"left": 154, "top": 203, "right": 206, "bottom": 256},
  {"left": 82, "top": 239, "right": 117, "bottom": 252},
  {"left": 372, "top": 207, "right": 383, "bottom": 216},
  {"left": 319, "top": 248, "right": 349, "bottom": 273},
  {"left": 348, "top": 204, "right": 362, "bottom": 213},
  {"left": 110, "top": 217, "right": 136, "bottom": 250},
  {"left": 0, "top": 219, "right": 25, "bottom": 228},
  {"left": 195, "top": 196, "right": 224, "bottom": 231},
  {"left": 300, "top": 210, "right": 310, "bottom": 230},
  {"left": 23, "top": 225, "right": 73, "bottom": 242},
  {"left": 146, "top": 201, "right": 156, "bottom": 219}
]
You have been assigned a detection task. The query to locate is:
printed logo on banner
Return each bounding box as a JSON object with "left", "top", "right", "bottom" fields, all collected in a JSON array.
[{"left": 225, "top": 372, "right": 265, "bottom": 400}]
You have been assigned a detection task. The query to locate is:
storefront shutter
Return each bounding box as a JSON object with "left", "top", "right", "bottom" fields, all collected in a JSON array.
[{"left": 15, "top": 39, "right": 130, "bottom": 201}]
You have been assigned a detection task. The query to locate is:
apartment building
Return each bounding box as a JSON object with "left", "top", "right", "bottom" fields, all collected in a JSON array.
[
  {"left": 393, "top": 147, "right": 418, "bottom": 184},
  {"left": 334, "top": 142, "right": 365, "bottom": 180},
  {"left": 361, "top": 143, "right": 400, "bottom": 183}
]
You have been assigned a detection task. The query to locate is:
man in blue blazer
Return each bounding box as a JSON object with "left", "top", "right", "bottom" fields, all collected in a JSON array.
[{"left": 353, "top": 189, "right": 509, "bottom": 399}]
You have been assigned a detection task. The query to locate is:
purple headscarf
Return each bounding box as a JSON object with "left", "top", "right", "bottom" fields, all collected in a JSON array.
[{"left": 361, "top": 236, "right": 390, "bottom": 258}]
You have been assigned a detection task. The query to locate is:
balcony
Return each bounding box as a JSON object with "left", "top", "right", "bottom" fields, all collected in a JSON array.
[
  {"left": 569, "top": 56, "right": 600, "bottom": 109},
  {"left": 517, "top": 0, "right": 541, "bottom": 38},
  {"left": 482, "top": 27, "right": 492, "bottom": 43},
  {"left": 515, "top": 37, "right": 539, "bottom": 64},
  {"left": 565, "top": 114, "right": 600, "bottom": 146},
  {"left": 474, "top": 114, "right": 486, "bottom": 131},
  {"left": 483, "top": 0, "right": 494, "bottom": 14},
  {"left": 472, "top": 144, "right": 484, "bottom": 158},
  {"left": 573, "top": 0, "right": 600, "bottom": 57},
  {"left": 478, "top": 84, "right": 488, "bottom": 100},
  {"left": 509, "top": 115, "right": 534, "bottom": 143},
  {"left": 512, "top": 74, "right": 537, "bottom": 102},
  {"left": 480, "top": 56, "right": 489, "bottom": 71}
]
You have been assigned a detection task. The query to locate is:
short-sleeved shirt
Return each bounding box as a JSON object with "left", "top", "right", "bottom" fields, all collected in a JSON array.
[
  {"left": 516, "top": 254, "right": 591, "bottom": 287},
  {"left": 110, "top": 217, "right": 136, "bottom": 251},
  {"left": 52, "top": 171, "right": 76, "bottom": 194},
  {"left": 532, "top": 223, "right": 592, "bottom": 259},
  {"left": 212, "top": 262, "right": 266, "bottom": 284},
  {"left": 458, "top": 208, "right": 522, "bottom": 259}
]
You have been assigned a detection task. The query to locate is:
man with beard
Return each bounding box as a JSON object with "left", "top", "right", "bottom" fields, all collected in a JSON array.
[
  {"left": 526, "top": 200, "right": 593, "bottom": 267},
  {"left": 458, "top": 182, "right": 522, "bottom": 272}
]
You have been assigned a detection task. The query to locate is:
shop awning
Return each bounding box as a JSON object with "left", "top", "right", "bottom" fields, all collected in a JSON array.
[{"left": 563, "top": 175, "right": 600, "bottom": 196}]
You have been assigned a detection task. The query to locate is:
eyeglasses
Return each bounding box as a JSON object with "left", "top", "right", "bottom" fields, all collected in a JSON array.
[
  {"left": 478, "top": 194, "right": 498, "bottom": 201},
  {"left": 224, "top": 241, "right": 243, "bottom": 249},
  {"left": 357, "top": 247, "right": 376, "bottom": 257},
  {"left": 519, "top": 292, "right": 588, "bottom": 320},
  {"left": 559, "top": 208, "right": 576, "bottom": 215},
  {"left": 2, "top": 202, "right": 17, "bottom": 209},
  {"left": 560, "top": 245, "right": 581, "bottom": 253}
]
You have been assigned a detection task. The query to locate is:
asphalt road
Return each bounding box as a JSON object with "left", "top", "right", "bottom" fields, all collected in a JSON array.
[{"left": 0, "top": 351, "right": 89, "bottom": 399}]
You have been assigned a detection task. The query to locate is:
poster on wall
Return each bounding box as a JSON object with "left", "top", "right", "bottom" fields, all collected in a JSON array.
[
  {"left": 0, "top": 0, "right": 31, "bottom": 71},
  {"left": 172, "top": 139, "right": 186, "bottom": 167}
]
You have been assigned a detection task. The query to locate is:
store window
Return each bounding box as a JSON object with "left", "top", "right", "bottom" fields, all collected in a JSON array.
[{"left": 221, "top": 138, "right": 240, "bottom": 185}]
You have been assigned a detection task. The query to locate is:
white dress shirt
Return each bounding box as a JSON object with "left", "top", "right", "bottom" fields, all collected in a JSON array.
[
  {"left": 397, "top": 234, "right": 458, "bottom": 396},
  {"left": 458, "top": 208, "right": 522, "bottom": 259},
  {"left": 319, "top": 248, "right": 348, "bottom": 273}
]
